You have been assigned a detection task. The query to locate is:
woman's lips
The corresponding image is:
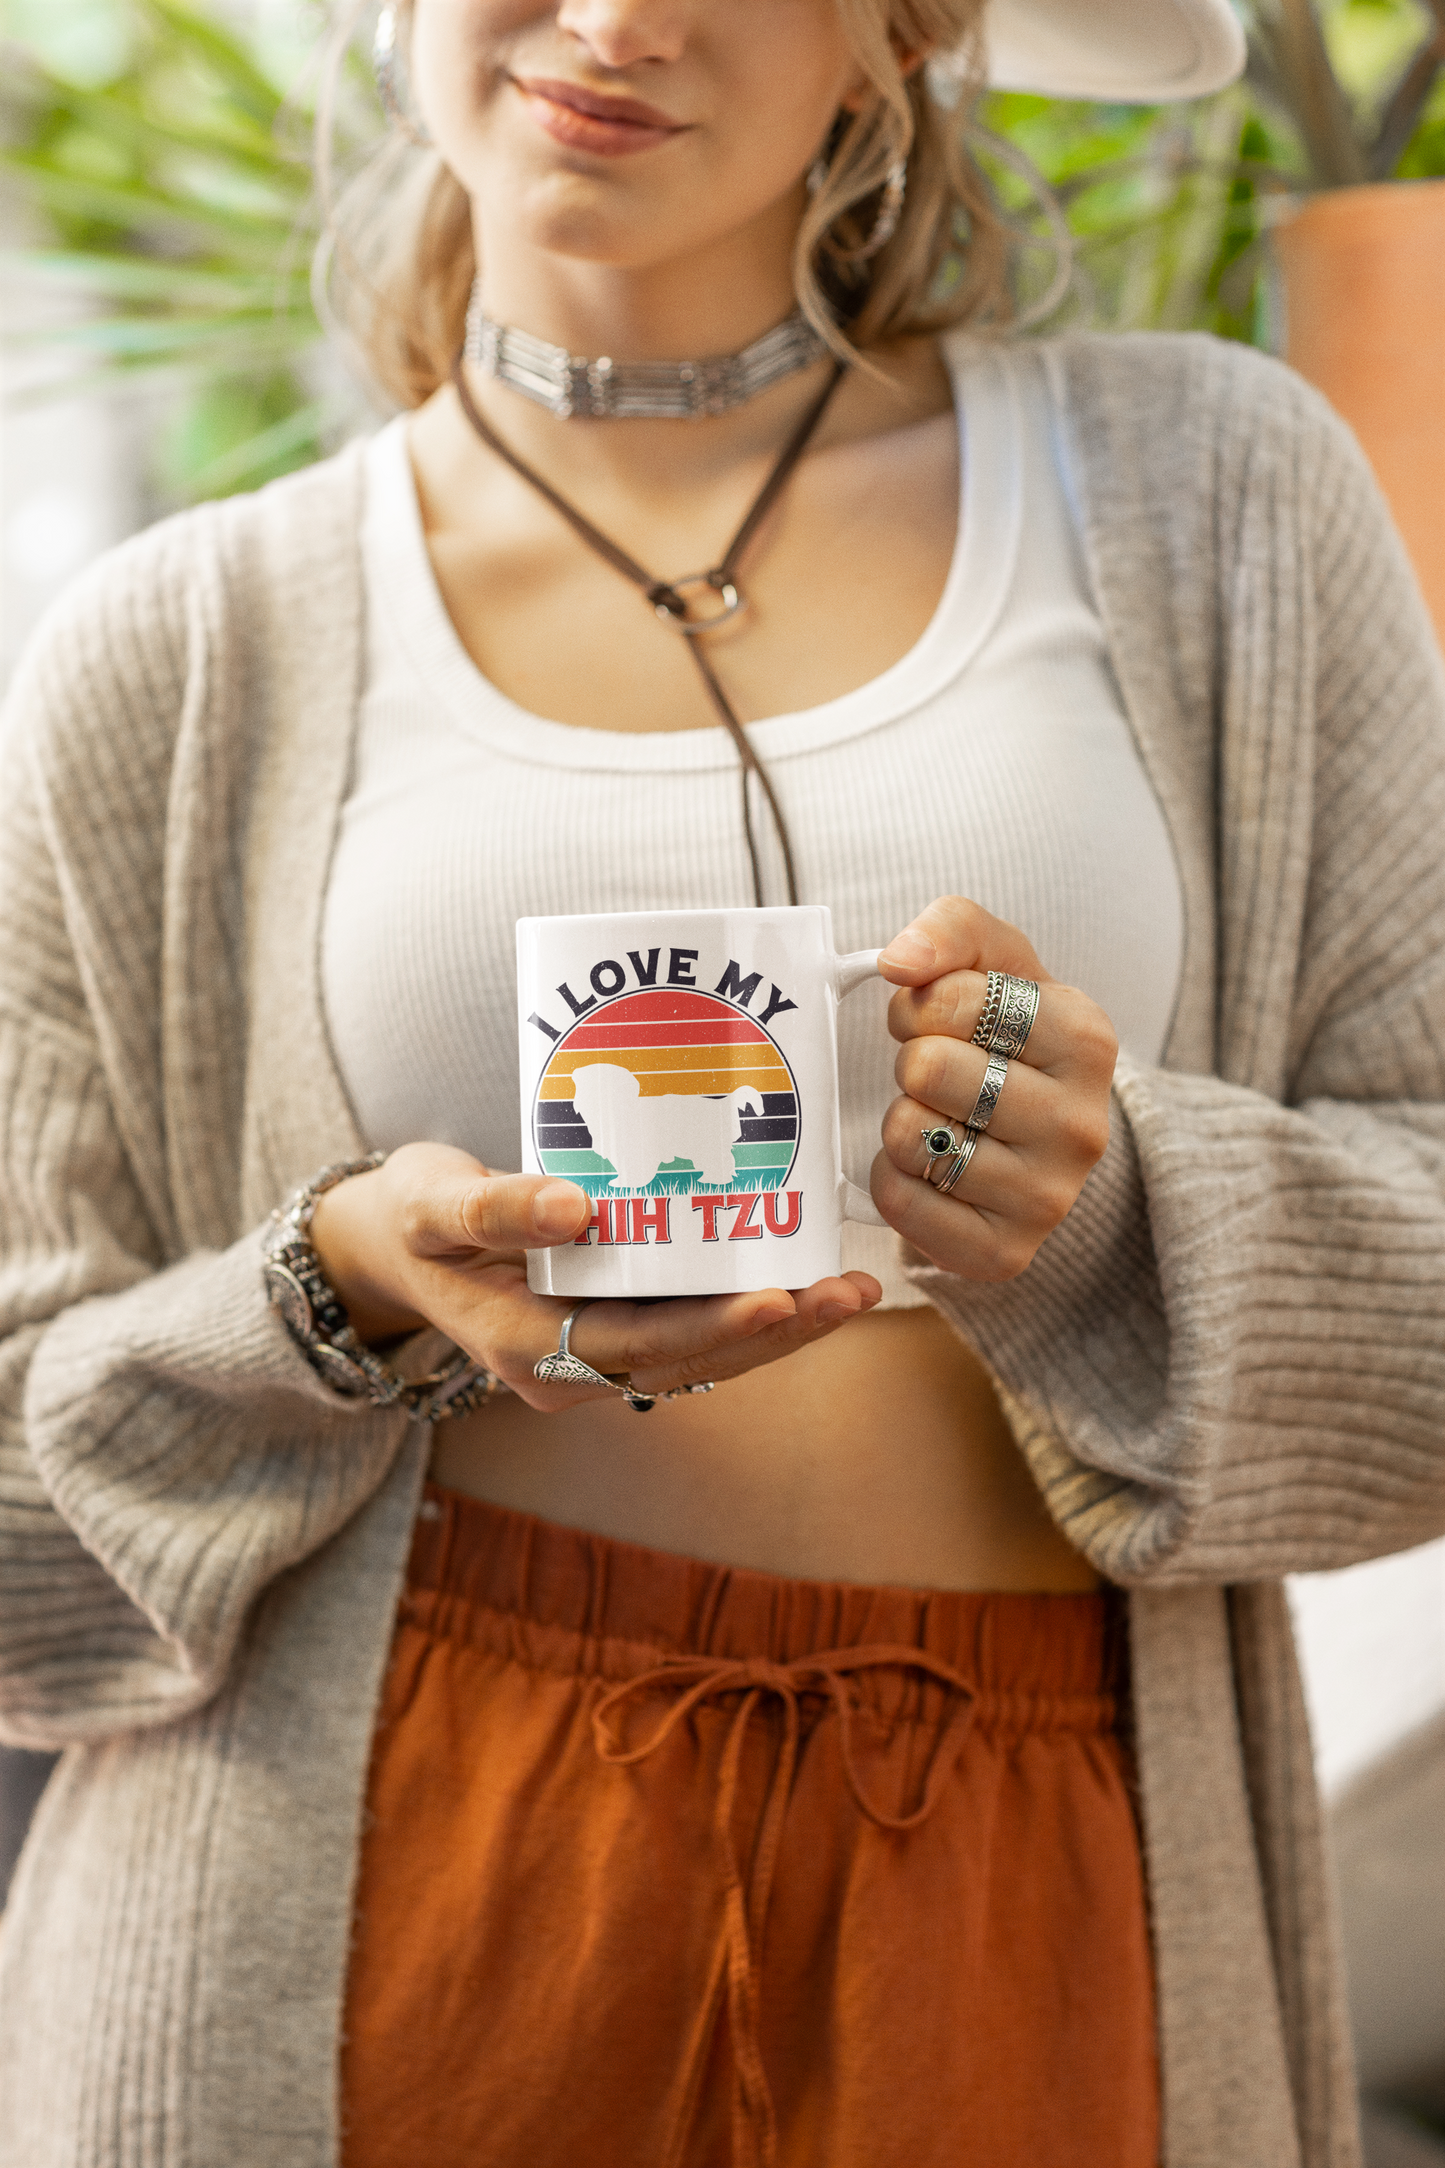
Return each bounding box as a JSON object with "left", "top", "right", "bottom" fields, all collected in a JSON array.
[{"left": 512, "top": 76, "right": 688, "bottom": 157}]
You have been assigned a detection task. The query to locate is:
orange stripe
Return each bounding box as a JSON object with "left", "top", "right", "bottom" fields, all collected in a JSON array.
[{"left": 547, "top": 1044, "right": 790, "bottom": 1080}]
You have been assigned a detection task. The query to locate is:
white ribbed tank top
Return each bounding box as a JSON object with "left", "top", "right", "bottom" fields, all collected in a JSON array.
[{"left": 322, "top": 335, "right": 1184, "bottom": 1306}]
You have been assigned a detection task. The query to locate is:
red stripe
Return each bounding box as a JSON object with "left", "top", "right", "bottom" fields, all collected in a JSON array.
[
  {"left": 584, "top": 991, "right": 757, "bottom": 1028},
  {"left": 560, "top": 1018, "right": 769, "bottom": 1050}
]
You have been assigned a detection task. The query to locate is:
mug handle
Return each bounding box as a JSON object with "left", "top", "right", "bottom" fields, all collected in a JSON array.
[{"left": 835, "top": 947, "right": 890, "bottom": 1230}]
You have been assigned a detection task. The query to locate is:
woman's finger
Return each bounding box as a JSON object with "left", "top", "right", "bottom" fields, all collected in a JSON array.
[
  {"left": 443, "top": 1269, "right": 882, "bottom": 1406},
  {"left": 888, "top": 973, "right": 1118, "bottom": 1082},
  {"left": 891, "top": 1037, "right": 1055, "bottom": 1147},
  {"left": 868, "top": 1148, "right": 1044, "bottom": 1283},
  {"left": 880, "top": 1095, "right": 1082, "bottom": 1228},
  {"left": 874, "top": 1056, "right": 1115, "bottom": 1283},
  {"left": 879, "top": 895, "right": 1048, "bottom": 989},
  {"left": 393, "top": 1263, "right": 784, "bottom": 1403},
  {"left": 370, "top": 1147, "right": 889, "bottom": 1404},
  {"left": 380, "top": 1144, "right": 593, "bottom": 1257},
  {"left": 620, "top": 1274, "right": 884, "bottom": 1395},
  {"left": 457, "top": 1172, "right": 594, "bottom": 1253},
  {"left": 565, "top": 1273, "right": 880, "bottom": 1382}
]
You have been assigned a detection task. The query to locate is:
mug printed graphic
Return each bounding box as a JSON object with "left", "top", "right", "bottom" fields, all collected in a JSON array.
[{"left": 532, "top": 989, "right": 799, "bottom": 1198}]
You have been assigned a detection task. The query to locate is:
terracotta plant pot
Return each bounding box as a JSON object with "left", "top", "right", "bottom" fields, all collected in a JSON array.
[{"left": 1273, "top": 178, "right": 1445, "bottom": 649}]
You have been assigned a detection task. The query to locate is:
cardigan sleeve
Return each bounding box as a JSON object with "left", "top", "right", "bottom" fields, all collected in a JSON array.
[
  {"left": 0, "top": 529, "right": 409, "bottom": 1752},
  {"left": 910, "top": 352, "right": 1445, "bottom": 1585},
  {"left": 0, "top": 1018, "right": 410, "bottom": 1750}
]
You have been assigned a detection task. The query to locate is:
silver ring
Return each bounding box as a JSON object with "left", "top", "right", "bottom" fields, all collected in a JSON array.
[
  {"left": 971, "top": 969, "right": 1007, "bottom": 1050},
  {"left": 535, "top": 1304, "right": 716, "bottom": 1411},
  {"left": 533, "top": 1299, "right": 614, "bottom": 1390},
  {"left": 965, "top": 1051, "right": 1009, "bottom": 1133},
  {"left": 972, "top": 972, "right": 1040, "bottom": 1062},
  {"left": 935, "top": 1128, "right": 980, "bottom": 1195},
  {"left": 921, "top": 1123, "right": 961, "bottom": 1183},
  {"left": 654, "top": 573, "right": 744, "bottom": 635}
]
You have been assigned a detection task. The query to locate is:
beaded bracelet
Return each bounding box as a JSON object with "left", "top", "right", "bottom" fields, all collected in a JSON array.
[{"left": 262, "top": 1153, "right": 510, "bottom": 1421}]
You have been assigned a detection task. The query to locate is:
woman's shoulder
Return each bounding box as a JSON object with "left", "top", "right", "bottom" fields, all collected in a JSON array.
[
  {"left": 943, "top": 324, "right": 1363, "bottom": 508},
  {"left": 9, "top": 439, "right": 367, "bottom": 678},
  {"left": 950, "top": 326, "right": 1375, "bottom": 576},
  {"left": 943, "top": 322, "right": 1345, "bottom": 464},
  {"left": 977, "top": 324, "right": 1325, "bottom": 431}
]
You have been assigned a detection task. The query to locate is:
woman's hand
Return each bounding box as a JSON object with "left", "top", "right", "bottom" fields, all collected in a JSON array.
[
  {"left": 873, "top": 897, "right": 1117, "bottom": 1281},
  {"left": 309, "top": 1142, "right": 881, "bottom": 1410}
]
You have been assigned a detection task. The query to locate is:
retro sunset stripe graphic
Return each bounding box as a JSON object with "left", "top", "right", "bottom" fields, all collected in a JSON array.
[{"left": 533, "top": 989, "right": 799, "bottom": 1198}]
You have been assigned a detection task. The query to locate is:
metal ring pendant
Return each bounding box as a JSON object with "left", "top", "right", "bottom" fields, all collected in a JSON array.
[{"left": 655, "top": 572, "right": 745, "bottom": 635}]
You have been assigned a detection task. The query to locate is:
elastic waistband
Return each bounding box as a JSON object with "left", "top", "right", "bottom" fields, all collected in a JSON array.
[{"left": 406, "top": 1486, "right": 1123, "bottom": 1737}]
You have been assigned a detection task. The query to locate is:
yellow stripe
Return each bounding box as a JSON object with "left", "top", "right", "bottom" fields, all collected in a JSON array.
[
  {"left": 548, "top": 1044, "right": 788, "bottom": 1078},
  {"left": 540, "top": 1058, "right": 789, "bottom": 1101}
]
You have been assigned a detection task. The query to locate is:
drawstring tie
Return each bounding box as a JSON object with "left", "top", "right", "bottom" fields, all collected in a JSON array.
[{"left": 592, "top": 1645, "right": 978, "bottom": 2168}]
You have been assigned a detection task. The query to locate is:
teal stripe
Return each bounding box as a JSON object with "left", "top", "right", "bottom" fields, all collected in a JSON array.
[
  {"left": 540, "top": 1147, "right": 793, "bottom": 1179},
  {"left": 545, "top": 1167, "right": 794, "bottom": 1200},
  {"left": 539, "top": 1149, "right": 617, "bottom": 1175}
]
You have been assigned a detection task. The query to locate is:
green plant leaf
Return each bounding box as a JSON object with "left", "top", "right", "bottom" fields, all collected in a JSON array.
[
  {"left": 0, "top": 153, "right": 296, "bottom": 247},
  {"left": 143, "top": 0, "right": 287, "bottom": 127},
  {"left": 182, "top": 395, "right": 333, "bottom": 494},
  {"left": 7, "top": 324, "right": 320, "bottom": 404},
  {"left": 3, "top": 247, "right": 313, "bottom": 305},
  {"left": 7, "top": 309, "right": 312, "bottom": 355}
]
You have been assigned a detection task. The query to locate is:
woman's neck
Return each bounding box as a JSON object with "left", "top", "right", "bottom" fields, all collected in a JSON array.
[
  {"left": 472, "top": 195, "right": 804, "bottom": 365},
  {"left": 446, "top": 205, "right": 852, "bottom": 493},
  {"left": 423, "top": 215, "right": 948, "bottom": 506}
]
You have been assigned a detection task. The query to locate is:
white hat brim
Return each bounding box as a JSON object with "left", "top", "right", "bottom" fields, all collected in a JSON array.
[{"left": 984, "top": 0, "right": 1246, "bottom": 101}]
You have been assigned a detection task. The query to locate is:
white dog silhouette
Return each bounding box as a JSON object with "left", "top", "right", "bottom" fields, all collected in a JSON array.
[{"left": 571, "top": 1062, "right": 757, "bottom": 1189}]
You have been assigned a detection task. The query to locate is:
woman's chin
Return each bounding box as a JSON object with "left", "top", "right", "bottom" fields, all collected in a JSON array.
[{"left": 476, "top": 182, "right": 698, "bottom": 278}]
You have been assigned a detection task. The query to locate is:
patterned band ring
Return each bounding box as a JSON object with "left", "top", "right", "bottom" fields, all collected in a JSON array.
[
  {"left": 533, "top": 1299, "right": 614, "bottom": 1390},
  {"left": 935, "top": 1127, "right": 981, "bottom": 1195},
  {"left": 971, "top": 970, "right": 1007, "bottom": 1050},
  {"left": 536, "top": 1305, "right": 716, "bottom": 1414},
  {"left": 965, "top": 1050, "right": 1009, "bottom": 1133},
  {"left": 972, "top": 971, "right": 1041, "bottom": 1063}
]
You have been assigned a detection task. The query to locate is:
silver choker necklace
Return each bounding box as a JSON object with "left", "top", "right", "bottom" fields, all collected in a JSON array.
[{"left": 462, "top": 285, "right": 828, "bottom": 421}]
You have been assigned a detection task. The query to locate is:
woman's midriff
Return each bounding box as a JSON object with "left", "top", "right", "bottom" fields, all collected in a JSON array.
[{"left": 429, "top": 1306, "right": 1098, "bottom": 1592}]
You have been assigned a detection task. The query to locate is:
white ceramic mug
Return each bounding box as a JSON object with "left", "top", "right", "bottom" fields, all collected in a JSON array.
[{"left": 517, "top": 905, "right": 888, "bottom": 1297}]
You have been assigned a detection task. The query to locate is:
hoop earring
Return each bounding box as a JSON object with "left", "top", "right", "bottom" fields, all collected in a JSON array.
[
  {"left": 857, "top": 158, "right": 907, "bottom": 257},
  {"left": 373, "top": 3, "right": 432, "bottom": 146},
  {"left": 809, "top": 154, "right": 908, "bottom": 260}
]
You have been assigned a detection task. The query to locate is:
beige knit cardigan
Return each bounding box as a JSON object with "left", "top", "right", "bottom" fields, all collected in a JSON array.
[{"left": 3, "top": 331, "right": 1445, "bottom": 2168}]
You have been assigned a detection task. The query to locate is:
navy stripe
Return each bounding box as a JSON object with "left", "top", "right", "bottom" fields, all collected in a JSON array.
[{"left": 540, "top": 1090, "right": 797, "bottom": 1155}]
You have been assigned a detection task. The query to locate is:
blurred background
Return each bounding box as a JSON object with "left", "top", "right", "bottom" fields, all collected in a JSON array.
[{"left": 2, "top": 3, "right": 1443, "bottom": 2159}]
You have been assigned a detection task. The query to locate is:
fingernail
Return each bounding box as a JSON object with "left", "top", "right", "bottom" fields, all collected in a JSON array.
[
  {"left": 881, "top": 928, "right": 935, "bottom": 972},
  {"left": 816, "top": 1302, "right": 852, "bottom": 1323},
  {"left": 751, "top": 1303, "right": 792, "bottom": 1331},
  {"left": 534, "top": 1182, "right": 585, "bottom": 1235}
]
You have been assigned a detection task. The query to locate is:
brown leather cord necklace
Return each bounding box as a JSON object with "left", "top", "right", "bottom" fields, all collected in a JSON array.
[{"left": 449, "top": 352, "right": 848, "bottom": 908}]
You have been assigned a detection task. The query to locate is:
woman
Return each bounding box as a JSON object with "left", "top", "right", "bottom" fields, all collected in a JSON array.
[{"left": 2, "top": 0, "right": 1443, "bottom": 2161}]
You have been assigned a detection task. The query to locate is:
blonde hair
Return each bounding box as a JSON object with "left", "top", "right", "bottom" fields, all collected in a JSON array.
[{"left": 317, "top": 0, "right": 1016, "bottom": 410}]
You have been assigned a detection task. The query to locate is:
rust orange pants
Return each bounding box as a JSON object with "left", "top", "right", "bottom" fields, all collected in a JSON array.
[{"left": 341, "top": 1487, "right": 1159, "bottom": 2168}]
